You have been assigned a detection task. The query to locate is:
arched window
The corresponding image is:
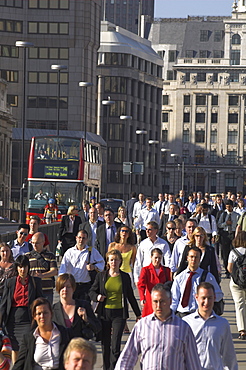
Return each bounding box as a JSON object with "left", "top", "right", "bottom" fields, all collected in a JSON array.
[{"left": 232, "top": 34, "right": 241, "bottom": 45}]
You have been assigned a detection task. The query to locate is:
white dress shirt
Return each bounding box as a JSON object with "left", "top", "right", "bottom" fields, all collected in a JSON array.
[
  {"left": 195, "top": 213, "right": 217, "bottom": 236},
  {"left": 89, "top": 221, "right": 97, "bottom": 247},
  {"left": 169, "top": 236, "right": 190, "bottom": 272},
  {"left": 133, "top": 236, "right": 171, "bottom": 283},
  {"left": 59, "top": 245, "right": 105, "bottom": 283},
  {"left": 134, "top": 208, "right": 160, "bottom": 230},
  {"left": 132, "top": 201, "right": 146, "bottom": 219},
  {"left": 183, "top": 311, "right": 238, "bottom": 370},
  {"left": 171, "top": 267, "right": 223, "bottom": 314}
]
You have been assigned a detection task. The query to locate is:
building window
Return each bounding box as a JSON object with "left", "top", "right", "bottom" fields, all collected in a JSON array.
[
  {"left": 230, "top": 71, "right": 239, "bottom": 82},
  {"left": 0, "top": 0, "right": 23, "bottom": 6},
  {"left": 183, "top": 95, "right": 190, "bottom": 105},
  {"left": 200, "top": 30, "right": 209, "bottom": 42},
  {"left": 28, "top": 21, "right": 68, "bottom": 34},
  {"left": 104, "top": 52, "right": 128, "bottom": 66},
  {"left": 199, "top": 50, "right": 209, "bottom": 58},
  {"left": 109, "top": 123, "right": 125, "bottom": 140},
  {"left": 28, "top": 0, "right": 69, "bottom": 9},
  {"left": 162, "top": 113, "right": 168, "bottom": 122},
  {"left": 244, "top": 131, "right": 246, "bottom": 143},
  {"left": 212, "top": 95, "right": 218, "bottom": 105},
  {"left": 183, "top": 150, "right": 189, "bottom": 163},
  {"left": 27, "top": 96, "right": 68, "bottom": 108},
  {"left": 162, "top": 130, "right": 168, "bottom": 143},
  {"left": 228, "top": 113, "right": 238, "bottom": 123},
  {"left": 109, "top": 100, "right": 126, "bottom": 117},
  {"left": 28, "top": 71, "right": 68, "bottom": 84},
  {"left": 214, "top": 30, "right": 223, "bottom": 42},
  {"left": 232, "top": 34, "right": 241, "bottom": 45},
  {"left": 166, "top": 70, "right": 175, "bottom": 80},
  {"left": 183, "top": 129, "right": 189, "bottom": 143},
  {"left": 0, "top": 19, "right": 22, "bottom": 33},
  {"left": 213, "top": 50, "right": 223, "bottom": 58},
  {"left": 196, "top": 113, "right": 206, "bottom": 123},
  {"left": 225, "top": 173, "right": 237, "bottom": 187},
  {"left": 185, "top": 72, "right": 190, "bottom": 81},
  {"left": 0, "top": 45, "right": 19, "bottom": 58},
  {"left": 195, "top": 130, "right": 205, "bottom": 143},
  {"left": 168, "top": 50, "right": 176, "bottom": 62},
  {"left": 183, "top": 112, "right": 190, "bottom": 123},
  {"left": 195, "top": 150, "right": 205, "bottom": 164},
  {"left": 185, "top": 50, "right": 194, "bottom": 58},
  {"left": 28, "top": 47, "right": 68, "bottom": 59},
  {"left": 196, "top": 95, "right": 206, "bottom": 105},
  {"left": 229, "top": 95, "right": 239, "bottom": 106},
  {"left": 231, "top": 50, "right": 240, "bottom": 65},
  {"left": 211, "top": 113, "right": 218, "bottom": 123},
  {"left": 7, "top": 94, "right": 18, "bottom": 106},
  {"left": 162, "top": 95, "right": 169, "bottom": 105},
  {"left": 228, "top": 131, "right": 238, "bottom": 144},
  {"left": 107, "top": 170, "right": 123, "bottom": 183},
  {"left": 226, "top": 150, "right": 237, "bottom": 164},
  {"left": 0, "top": 70, "right": 18, "bottom": 82},
  {"left": 157, "top": 50, "right": 165, "bottom": 58},
  {"left": 197, "top": 73, "right": 206, "bottom": 82},
  {"left": 27, "top": 120, "right": 68, "bottom": 130},
  {"left": 210, "top": 150, "right": 217, "bottom": 163},
  {"left": 211, "top": 130, "right": 217, "bottom": 143},
  {"left": 108, "top": 147, "right": 123, "bottom": 164},
  {"left": 104, "top": 77, "right": 127, "bottom": 94}
]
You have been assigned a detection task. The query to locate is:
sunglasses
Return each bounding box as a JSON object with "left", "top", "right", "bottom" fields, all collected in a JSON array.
[
  {"left": 120, "top": 229, "right": 129, "bottom": 233},
  {"left": 167, "top": 227, "right": 176, "bottom": 230},
  {"left": 19, "top": 232, "right": 28, "bottom": 236}
]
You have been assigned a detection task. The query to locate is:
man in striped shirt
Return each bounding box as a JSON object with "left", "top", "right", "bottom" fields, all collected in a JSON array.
[
  {"left": 115, "top": 283, "right": 201, "bottom": 370},
  {"left": 26, "top": 232, "right": 57, "bottom": 304}
]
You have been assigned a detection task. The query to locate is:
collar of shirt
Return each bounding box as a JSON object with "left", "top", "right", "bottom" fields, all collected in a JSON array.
[
  {"left": 33, "top": 323, "right": 60, "bottom": 340},
  {"left": 14, "top": 239, "right": 26, "bottom": 247},
  {"left": 151, "top": 311, "right": 173, "bottom": 324},
  {"left": 194, "top": 309, "right": 217, "bottom": 321}
]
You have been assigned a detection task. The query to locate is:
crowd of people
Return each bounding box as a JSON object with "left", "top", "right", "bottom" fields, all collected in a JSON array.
[{"left": 0, "top": 189, "right": 245, "bottom": 369}]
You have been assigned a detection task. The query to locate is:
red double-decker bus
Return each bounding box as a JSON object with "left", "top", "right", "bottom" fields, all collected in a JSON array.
[{"left": 26, "top": 135, "right": 103, "bottom": 223}]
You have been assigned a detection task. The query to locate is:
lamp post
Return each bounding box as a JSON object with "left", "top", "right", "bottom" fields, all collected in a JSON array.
[
  {"left": 79, "top": 82, "right": 93, "bottom": 156},
  {"left": 51, "top": 65, "right": 67, "bottom": 137},
  {"left": 170, "top": 153, "right": 179, "bottom": 193},
  {"left": 120, "top": 115, "right": 132, "bottom": 198},
  {"left": 15, "top": 41, "right": 34, "bottom": 223},
  {"left": 161, "top": 148, "right": 170, "bottom": 193},
  {"left": 149, "top": 140, "right": 159, "bottom": 198},
  {"left": 216, "top": 170, "right": 221, "bottom": 193},
  {"left": 102, "top": 96, "right": 115, "bottom": 141}
]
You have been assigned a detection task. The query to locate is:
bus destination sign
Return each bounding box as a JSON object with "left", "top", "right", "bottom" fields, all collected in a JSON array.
[{"left": 44, "top": 165, "right": 68, "bottom": 178}]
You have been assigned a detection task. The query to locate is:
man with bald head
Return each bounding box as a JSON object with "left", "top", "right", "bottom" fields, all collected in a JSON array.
[{"left": 26, "top": 232, "right": 58, "bottom": 303}]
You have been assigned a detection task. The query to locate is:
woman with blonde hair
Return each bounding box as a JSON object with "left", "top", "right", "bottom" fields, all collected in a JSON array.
[
  {"left": 58, "top": 205, "right": 82, "bottom": 255},
  {"left": 114, "top": 206, "right": 128, "bottom": 225},
  {"left": 176, "top": 226, "right": 220, "bottom": 283}
]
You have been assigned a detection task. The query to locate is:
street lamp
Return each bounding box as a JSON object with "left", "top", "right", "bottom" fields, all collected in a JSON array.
[
  {"left": 171, "top": 153, "right": 179, "bottom": 193},
  {"left": 79, "top": 82, "right": 93, "bottom": 155},
  {"left": 149, "top": 140, "right": 159, "bottom": 198},
  {"left": 51, "top": 64, "right": 67, "bottom": 137},
  {"left": 120, "top": 116, "right": 132, "bottom": 197},
  {"left": 216, "top": 170, "right": 221, "bottom": 193},
  {"left": 15, "top": 41, "right": 34, "bottom": 223},
  {"left": 161, "top": 148, "right": 170, "bottom": 193},
  {"left": 136, "top": 130, "right": 147, "bottom": 135},
  {"left": 102, "top": 96, "right": 115, "bottom": 141}
]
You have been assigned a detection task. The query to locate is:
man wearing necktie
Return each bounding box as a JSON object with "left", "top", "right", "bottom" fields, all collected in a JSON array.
[
  {"left": 218, "top": 200, "right": 239, "bottom": 278},
  {"left": 171, "top": 247, "right": 223, "bottom": 317}
]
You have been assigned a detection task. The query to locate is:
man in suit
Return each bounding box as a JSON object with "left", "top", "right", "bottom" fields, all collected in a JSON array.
[
  {"left": 153, "top": 193, "right": 165, "bottom": 217},
  {"left": 58, "top": 205, "right": 82, "bottom": 255},
  {"left": 79, "top": 207, "right": 104, "bottom": 247},
  {"left": 125, "top": 192, "right": 138, "bottom": 228},
  {"left": 78, "top": 200, "right": 90, "bottom": 223},
  {"left": 179, "top": 189, "right": 188, "bottom": 205},
  {"left": 95, "top": 207, "right": 122, "bottom": 257},
  {"left": 159, "top": 204, "right": 178, "bottom": 237}
]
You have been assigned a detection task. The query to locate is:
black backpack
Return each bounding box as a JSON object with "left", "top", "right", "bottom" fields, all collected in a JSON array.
[{"left": 231, "top": 248, "right": 246, "bottom": 289}]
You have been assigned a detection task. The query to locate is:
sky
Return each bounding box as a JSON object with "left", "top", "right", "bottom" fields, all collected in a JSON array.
[{"left": 154, "top": 0, "right": 234, "bottom": 18}]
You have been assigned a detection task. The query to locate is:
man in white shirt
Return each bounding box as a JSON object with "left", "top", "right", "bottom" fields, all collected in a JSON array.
[
  {"left": 133, "top": 221, "right": 171, "bottom": 284},
  {"left": 170, "top": 219, "right": 197, "bottom": 276},
  {"left": 153, "top": 193, "right": 165, "bottom": 216},
  {"left": 193, "top": 203, "right": 217, "bottom": 243},
  {"left": 171, "top": 247, "right": 223, "bottom": 317},
  {"left": 79, "top": 207, "right": 104, "bottom": 247},
  {"left": 59, "top": 229, "right": 105, "bottom": 300},
  {"left": 135, "top": 197, "right": 160, "bottom": 240},
  {"left": 132, "top": 193, "right": 146, "bottom": 221},
  {"left": 183, "top": 282, "right": 238, "bottom": 370}
]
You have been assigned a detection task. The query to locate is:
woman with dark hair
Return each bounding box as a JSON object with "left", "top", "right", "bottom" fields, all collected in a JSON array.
[
  {"left": 138, "top": 248, "right": 171, "bottom": 317},
  {"left": 53, "top": 273, "right": 101, "bottom": 339},
  {"left": 0, "top": 243, "right": 16, "bottom": 302},
  {"left": 89, "top": 249, "right": 141, "bottom": 370},
  {"left": 0, "top": 255, "right": 43, "bottom": 363},
  {"left": 13, "top": 297, "right": 70, "bottom": 370},
  {"left": 228, "top": 231, "right": 246, "bottom": 339},
  {"left": 176, "top": 226, "right": 221, "bottom": 283}
]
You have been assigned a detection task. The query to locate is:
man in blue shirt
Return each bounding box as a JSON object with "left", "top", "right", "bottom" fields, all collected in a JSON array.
[{"left": 7, "top": 223, "right": 32, "bottom": 259}]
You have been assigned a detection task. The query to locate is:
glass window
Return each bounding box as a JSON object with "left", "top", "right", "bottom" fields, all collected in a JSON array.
[
  {"left": 214, "top": 30, "right": 223, "bottom": 42},
  {"left": 38, "top": 97, "right": 47, "bottom": 108},
  {"left": 109, "top": 123, "right": 124, "bottom": 140},
  {"left": 211, "top": 130, "right": 217, "bottom": 143},
  {"left": 6, "top": 20, "right": 13, "bottom": 32},
  {"left": 60, "top": 0, "right": 69, "bottom": 9},
  {"left": 195, "top": 130, "right": 205, "bottom": 143},
  {"left": 231, "top": 50, "right": 240, "bottom": 65},
  {"left": 167, "top": 70, "right": 175, "bottom": 80},
  {"left": 230, "top": 71, "right": 239, "bottom": 82},
  {"left": 211, "top": 113, "right": 218, "bottom": 123},
  {"left": 39, "top": 48, "right": 48, "bottom": 59},
  {"left": 28, "top": 0, "right": 37, "bottom": 7},
  {"left": 2, "top": 46, "right": 10, "bottom": 57},
  {"left": 162, "top": 113, "right": 168, "bottom": 122},
  {"left": 183, "top": 112, "right": 190, "bottom": 122},
  {"left": 49, "top": 22, "right": 58, "bottom": 34},
  {"left": 199, "top": 50, "right": 208, "bottom": 58},
  {"left": 163, "top": 95, "right": 169, "bottom": 105},
  {"left": 60, "top": 48, "right": 68, "bottom": 59},
  {"left": 28, "top": 96, "right": 37, "bottom": 108},
  {"left": 183, "top": 129, "right": 189, "bottom": 142},
  {"left": 39, "top": 72, "right": 48, "bottom": 83},
  {"left": 50, "top": 0, "right": 58, "bottom": 8},
  {"left": 213, "top": 50, "right": 223, "bottom": 58},
  {"left": 197, "top": 73, "right": 206, "bottom": 82},
  {"left": 11, "top": 46, "right": 18, "bottom": 57},
  {"left": 196, "top": 113, "right": 206, "bottom": 123},
  {"left": 48, "top": 97, "right": 57, "bottom": 108},
  {"left": 49, "top": 72, "right": 57, "bottom": 83},
  {"left": 200, "top": 30, "right": 209, "bottom": 42},
  {"left": 0, "top": 20, "right": 4, "bottom": 31},
  {"left": 15, "top": 21, "right": 22, "bottom": 33},
  {"left": 212, "top": 95, "right": 218, "bottom": 105},
  {"left": 195, "top": 150, "right": 205, "bottom": 164},
  {"left": 29, "top": 22, "right": 37, "bottom": 33},
  {"left": 232, "top": 34, "right": 241, "bottom": 45},
  {"left": 168, "top": 50, "right": 176, "bottom": 62},
  {"left": 228, "top": 113, "right": 238, "bottom": 123},
  {"left": 60, "top": 72, "right": 68, "bottom": 84},
  {"left": 108, "top": 147, "right": 123, "bottom": 164},
  {"left": 39, "top": 22, "right": 48, "bottom": 33},
  {"left": 183, "top": 95, "right": 190, "bottom": 105},
  {"left": 196, "top": 95, "right": 206, "bottom": 105},
  {"left": 59, "top": 23, "right": 68, "bottom": 34},
  {"left": 7, "top": 94, "right": 18, "bottom": 106},
  {"left": 39, "top": 0, "right": 48, "bottom": 8},
  {"left": 28, "top": 72, "right": 37, "bottom": 83},
  {"left": 60, "top": 97, "right": 68, "bottom": 108},
  {"left": 162, "top": 130, "right": 168, "bottom": 143},
  {"left": 226, "top": 150, "right": 237, "bottom": 164},
  {"left": 185, "top": 50, "right": 194, "bottom": 58},
  {"left": 49, "top": 48, "right": 58, "bottom": 58},
  {"left": 29, "top": 47, "right": 38, "bottom": 58},
  {"left": 228, "top": 131, "right": 238, "bottom": 144},
  {"left": 229, "top": 95, "right": 239, "bottom": 106},
  {"left": 210, "top": 150, "right": 217, "bottom": 163}
]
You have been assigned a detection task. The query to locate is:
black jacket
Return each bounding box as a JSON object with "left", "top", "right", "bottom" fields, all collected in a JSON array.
[
  {"left": 12, "top": 323, "right": 70, "bottom": 370},
  {"left": 0, "top": 276, "right": 43, "bottom": 326},
  {"left": 95, "top": 221, "right": 122, "bottom": 257},
  {"left": 58, "top": 215, "right": 82, "bottom": 240},
  {"left": 52, "top": 299, "right": 101, "bottom": 338},
  {"left": 158, "top": 214, "right": 178, "bottom": 237},
  {"left": 89, "top": 270, "right": 141, "bottom": 319},
  {"left": 79, "top": 220, "right": 105, "bottom": 247}
]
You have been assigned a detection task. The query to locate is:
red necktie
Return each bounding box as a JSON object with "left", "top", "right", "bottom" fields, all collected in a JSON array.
[{"left": 181, "top": 271, "right": 196, "bottom": 308}]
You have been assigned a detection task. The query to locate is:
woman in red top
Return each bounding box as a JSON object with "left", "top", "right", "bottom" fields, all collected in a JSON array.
[{"left": 137, "top": 248, "right": 171, "bottom": 317}]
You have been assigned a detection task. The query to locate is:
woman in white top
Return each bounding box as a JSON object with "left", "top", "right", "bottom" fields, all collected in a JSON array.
[{"left": 228, "top": 231, "right": 246, "bottom": 340}]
